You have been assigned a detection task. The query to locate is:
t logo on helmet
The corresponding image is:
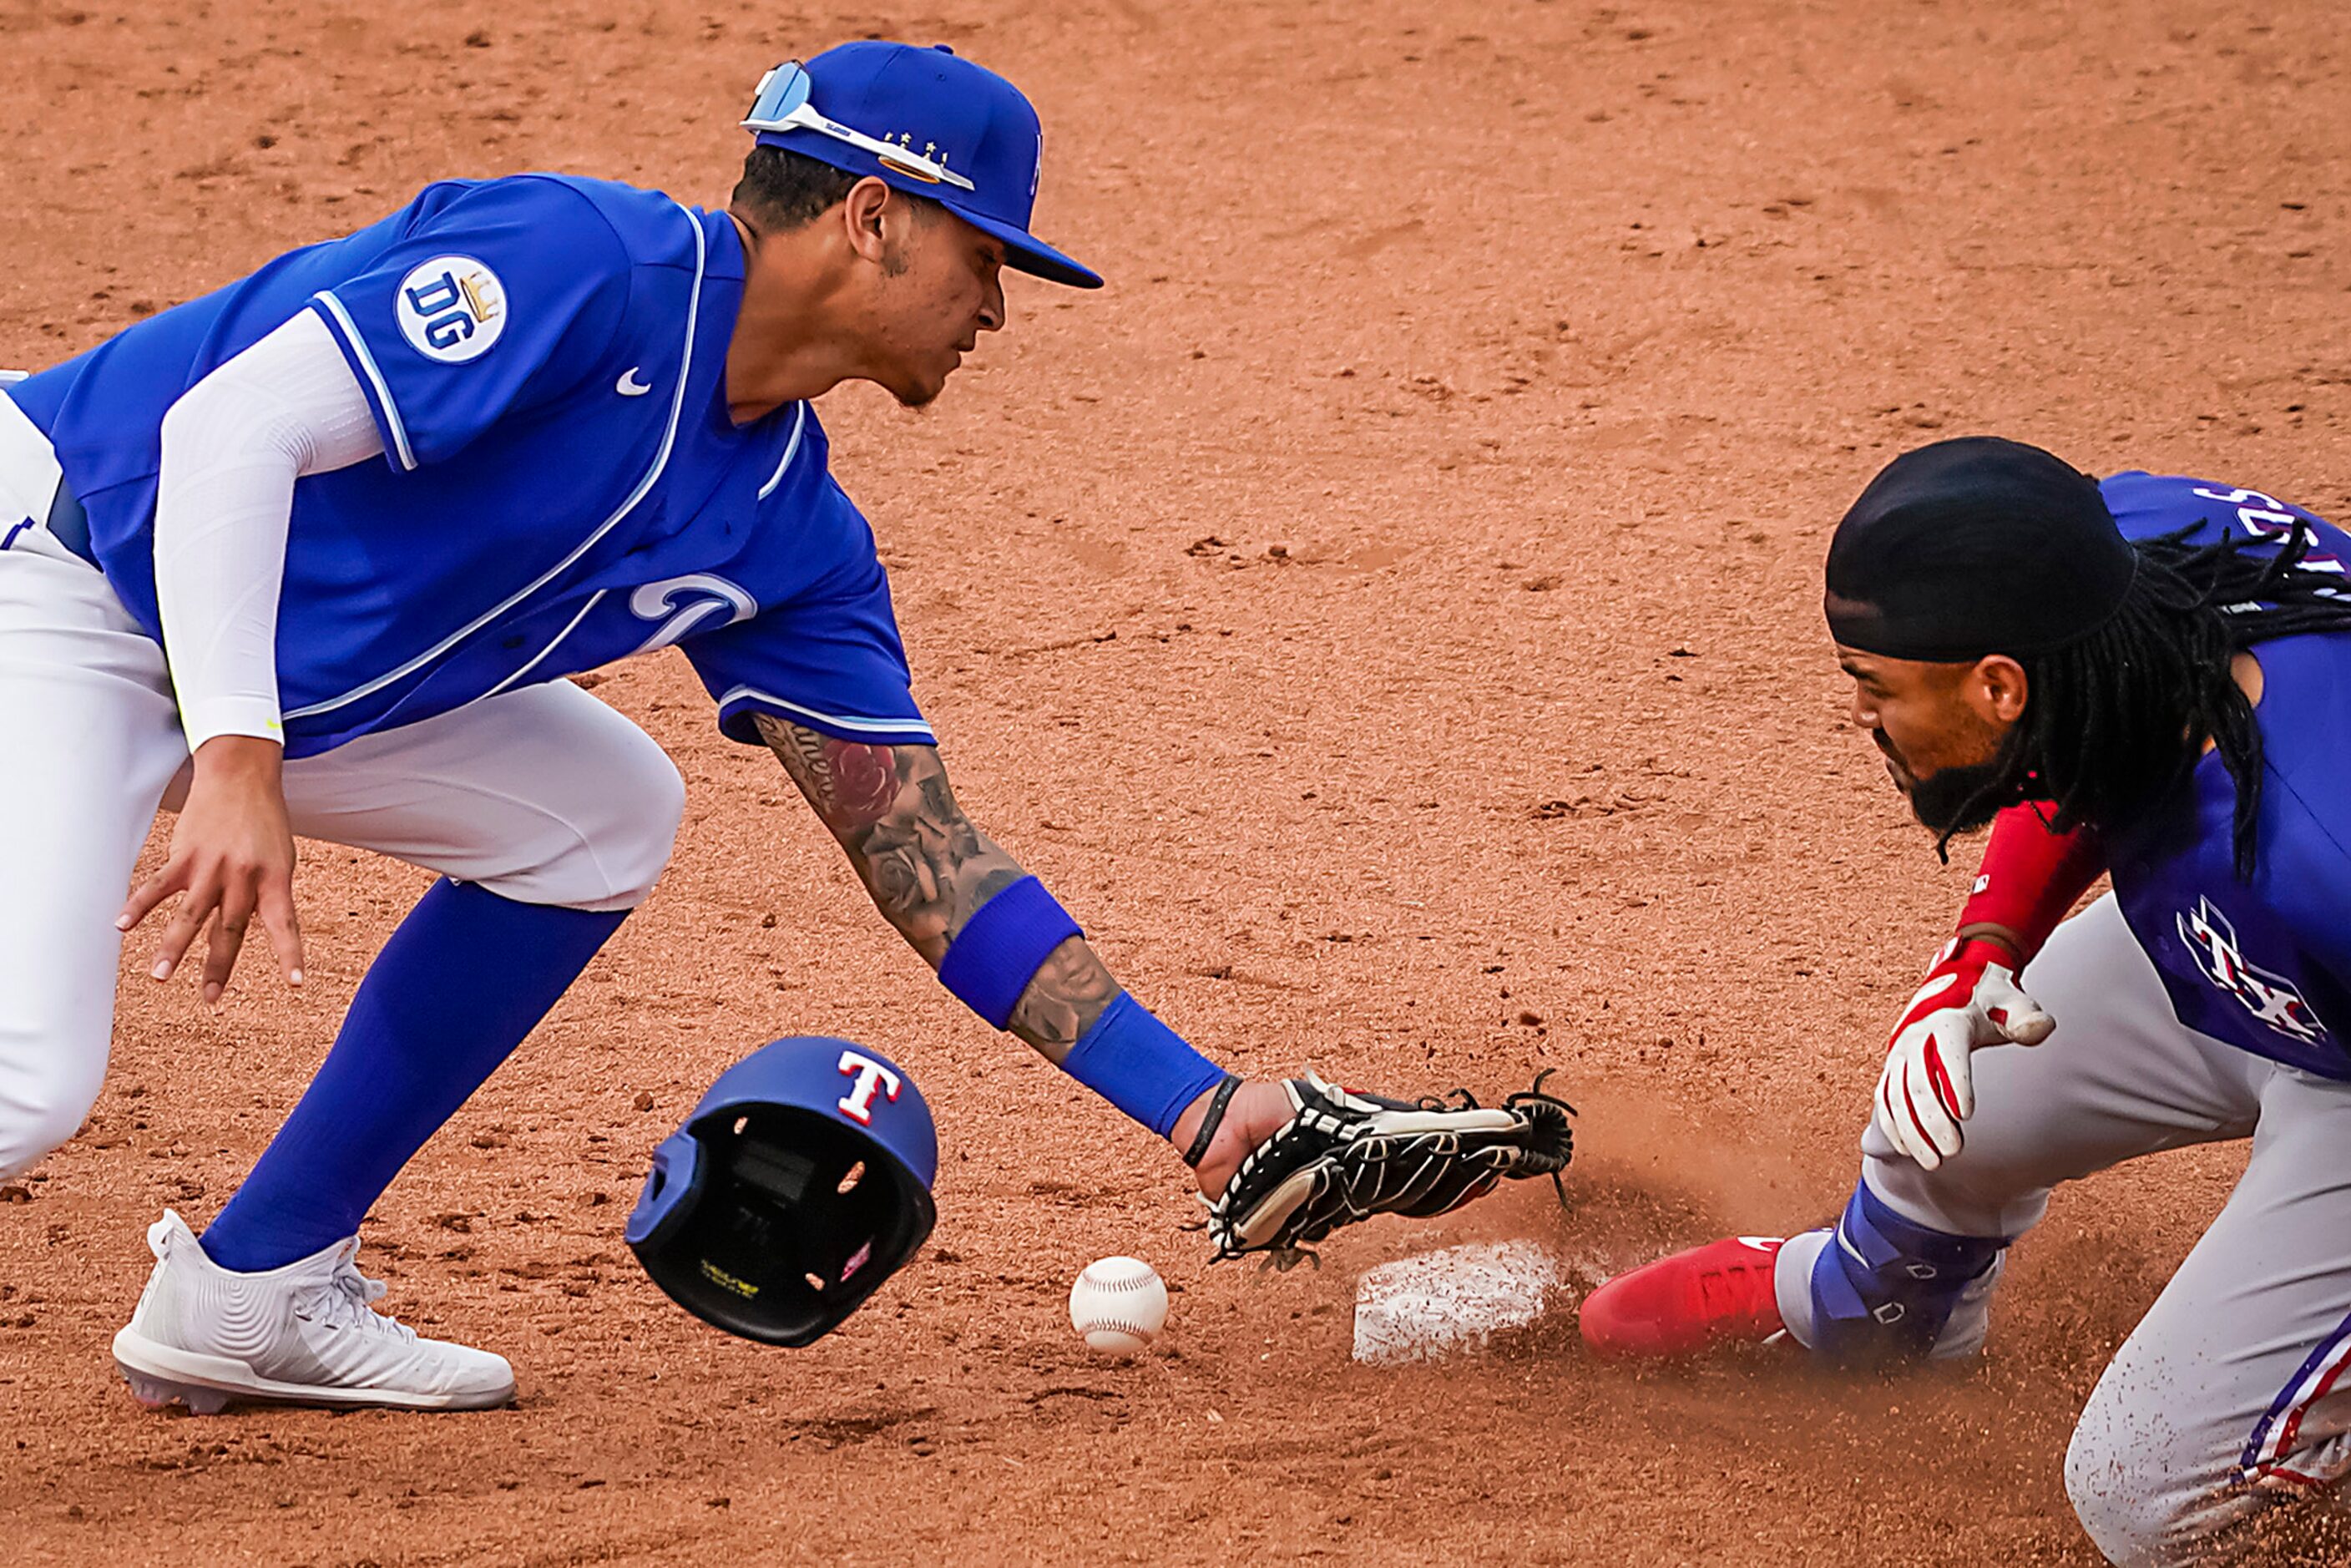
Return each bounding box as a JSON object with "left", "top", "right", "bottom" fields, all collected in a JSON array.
[{"left": 836, "top": 1050, "right": 903, "bottom": 1125}]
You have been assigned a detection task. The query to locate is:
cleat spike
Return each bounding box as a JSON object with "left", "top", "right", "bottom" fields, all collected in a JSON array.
[{"left": 119, "top": 1369, "right": 234, "bottom": 1414}]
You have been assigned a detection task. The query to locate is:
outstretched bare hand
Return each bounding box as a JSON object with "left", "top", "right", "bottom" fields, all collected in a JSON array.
[{"left": 118, "top": 736, "right": 305, "bottom": 1005}]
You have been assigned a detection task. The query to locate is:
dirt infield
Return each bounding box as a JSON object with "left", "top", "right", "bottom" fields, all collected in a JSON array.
[{"left": 4, "top": 0, "right": 2349, "bottom": 1561}]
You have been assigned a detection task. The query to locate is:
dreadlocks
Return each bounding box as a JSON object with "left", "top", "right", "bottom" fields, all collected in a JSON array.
[{"left": 1940, "top": 521, "right": 2351, "bottom": 878}]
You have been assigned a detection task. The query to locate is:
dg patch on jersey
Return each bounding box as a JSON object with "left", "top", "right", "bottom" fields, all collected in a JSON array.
[
  {"left": 309, "top": 177, "right": 634, "bottom": 471},
  {"left": 394, "top": 255, "right": 508, "bottom": 363}
]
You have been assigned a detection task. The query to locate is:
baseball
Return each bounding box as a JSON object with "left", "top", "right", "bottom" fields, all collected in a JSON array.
[{"left": 1068, "top": 1256, "right": 1169, "bottom": 1355}]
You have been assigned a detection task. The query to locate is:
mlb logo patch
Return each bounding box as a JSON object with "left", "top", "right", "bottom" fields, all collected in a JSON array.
[{"left": 395, "top": 255, "right": 507, "bottom": 363}]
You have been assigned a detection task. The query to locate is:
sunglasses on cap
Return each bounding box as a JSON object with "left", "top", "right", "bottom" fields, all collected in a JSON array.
[{"left": 741, "top": 62, "right": 977, "bottom": 194}]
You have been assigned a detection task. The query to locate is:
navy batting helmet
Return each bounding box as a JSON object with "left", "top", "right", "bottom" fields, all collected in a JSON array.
[{"left": 626, "top": 1038, "right": 938, "bottom": 1346}]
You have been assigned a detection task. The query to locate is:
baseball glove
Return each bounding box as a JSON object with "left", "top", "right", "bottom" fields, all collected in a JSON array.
[{"left": 1200, "top": 1070, "right": 1575, "bottom": 1269}]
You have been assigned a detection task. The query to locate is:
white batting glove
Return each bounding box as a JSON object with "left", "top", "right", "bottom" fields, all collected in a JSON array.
[{"left": 1873, "top": 938, "right": 2055, "bottom": 1171}]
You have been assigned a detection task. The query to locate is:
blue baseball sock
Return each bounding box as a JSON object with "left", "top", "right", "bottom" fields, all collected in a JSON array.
[{"left": 201, "top": 878, "right": 628, "bottom": 1273}]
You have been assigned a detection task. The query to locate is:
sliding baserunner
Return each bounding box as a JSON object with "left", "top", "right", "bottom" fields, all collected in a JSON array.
[{"left": 1584, "top": 438, "right": 2351, "bottom": 1565}]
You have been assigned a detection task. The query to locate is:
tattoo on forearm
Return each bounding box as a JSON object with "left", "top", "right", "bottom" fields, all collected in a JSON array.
[
  {"left": 754, "top": 713, "right": 1121, "bottom": 1060},
  {"left": 757, "top": 716, "right": 898, "bottom": 832},
  {"left": 1006, "top": 935, "right": 1123, "bottom": 1053}
]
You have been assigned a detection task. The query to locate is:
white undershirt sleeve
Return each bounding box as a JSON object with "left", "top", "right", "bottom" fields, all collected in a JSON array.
[{"left": 153, "top": 308, "right": 384, "bottom": 751}]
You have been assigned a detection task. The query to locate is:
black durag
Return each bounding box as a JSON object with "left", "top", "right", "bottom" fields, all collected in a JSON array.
[{"left": 1825, "top": 436, "right": 2134, "bottom": 660}]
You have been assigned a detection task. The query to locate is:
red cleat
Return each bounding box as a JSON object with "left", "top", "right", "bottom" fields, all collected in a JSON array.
[{"left": 1580, "top": 1235, "right": 1790, "bottom": 1359}]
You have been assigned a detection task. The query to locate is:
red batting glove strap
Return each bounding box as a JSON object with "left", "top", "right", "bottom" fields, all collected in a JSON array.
[
  {"left": 1955, "top": 806, "right": 2105, "bottom": 965},
  {"left": 1890, "top": 936, "right": 2010, "bottom": 1040}
]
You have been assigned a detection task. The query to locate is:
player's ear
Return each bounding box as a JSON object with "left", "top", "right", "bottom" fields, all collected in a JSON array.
[
  {"left": 1972, "top": 655, "right": 2030, "bottom": 725},
  {"left": 840, "top": 176, "right": 895, "bottom": 266}
]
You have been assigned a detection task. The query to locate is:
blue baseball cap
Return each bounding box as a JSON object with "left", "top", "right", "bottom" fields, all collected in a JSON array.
[{"left": 741, "top": 42, "right": 1101, "bottom": 289}]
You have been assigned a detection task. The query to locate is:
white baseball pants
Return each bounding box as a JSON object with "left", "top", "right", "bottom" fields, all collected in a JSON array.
[{"left": 0, "top": 518, "right": 684, "bottom": 1182}]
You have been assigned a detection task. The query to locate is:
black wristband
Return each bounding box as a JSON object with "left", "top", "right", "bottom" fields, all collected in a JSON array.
[{"left": 1181, "top": 1074, "right": 1243, "bottom": 1168}]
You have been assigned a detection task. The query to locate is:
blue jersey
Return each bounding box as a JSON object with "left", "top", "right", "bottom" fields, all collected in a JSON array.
[
  {"left": 2101, "top": 472, "right": 2351, "bottom": 1080},
  {"left": 5, "top": 174, "right": 932, "bottom": 756}
]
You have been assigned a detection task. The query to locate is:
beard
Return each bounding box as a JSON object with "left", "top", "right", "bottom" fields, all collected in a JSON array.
[
  {"left": 1876, "top": 721, "right": 2023, "bottom": 838},
  {"left": 1904, "top": 756, "right": 2015, "bottom": 837}
]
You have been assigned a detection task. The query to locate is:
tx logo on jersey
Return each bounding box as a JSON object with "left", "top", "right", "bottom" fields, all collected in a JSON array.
[
  {"left": 2176, "top": 897, "right": 2328, "bottom": 1044},
  {"left": 395, "top": 255, "right": 507, "bottom": 364}
]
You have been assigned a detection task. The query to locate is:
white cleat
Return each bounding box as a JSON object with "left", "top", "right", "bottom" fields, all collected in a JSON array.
[{"left": 111, "top": 1211, "right": 515, "bottom": 1414}]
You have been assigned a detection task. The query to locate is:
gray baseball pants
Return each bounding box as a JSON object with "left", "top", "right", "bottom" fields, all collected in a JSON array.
[{"left": 1777, "top": 893, "right": 2351, "bottom": 1565}]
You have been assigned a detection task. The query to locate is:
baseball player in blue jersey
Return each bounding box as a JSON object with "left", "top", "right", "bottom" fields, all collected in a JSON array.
[
  {"left": 0, "top": 43, "right": 1565, "bottom": 1414},
  {"left": 1582, "top": 438, "right": 2351, "bottom": 1564}
]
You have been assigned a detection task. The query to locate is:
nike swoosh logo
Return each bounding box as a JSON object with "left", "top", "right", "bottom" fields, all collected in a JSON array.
[{"left": 616, "top": 367, "right": 653, "bottom": 397}]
